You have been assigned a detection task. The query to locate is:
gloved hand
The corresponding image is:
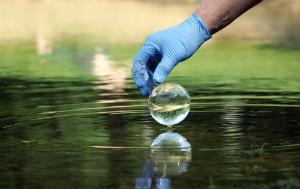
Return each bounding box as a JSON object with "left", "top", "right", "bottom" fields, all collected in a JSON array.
[{"left": 131, "top": 13, "right": 211, "bottom": 96}]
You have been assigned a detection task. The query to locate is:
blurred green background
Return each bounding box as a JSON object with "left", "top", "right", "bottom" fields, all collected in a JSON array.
[
  {"left": 0, "top": 0, "right": 299, "bottom": 81},
  {"left": 1, "top": 1, "right": 300, "bottom": 189}
]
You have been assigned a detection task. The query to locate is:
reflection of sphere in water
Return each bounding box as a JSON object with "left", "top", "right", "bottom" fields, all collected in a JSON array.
[
  {"left": 151, "top": 132, "right": 191, "bottom": 175},
  {"left": 148, "top": 83, "right": 190, "bottom": 127},
  {"left": 151, "top": 132, "right": 191, "bottom": 149}
]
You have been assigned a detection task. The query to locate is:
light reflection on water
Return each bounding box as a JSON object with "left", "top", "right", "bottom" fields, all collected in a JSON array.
[{"left": 91, "top": 51, "right": 127, "bottom": 94}]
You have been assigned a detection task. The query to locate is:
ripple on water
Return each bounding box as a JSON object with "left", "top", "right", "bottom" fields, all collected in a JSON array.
[{"left": 1, "top": 77, "right": 300, "bottom": 189}]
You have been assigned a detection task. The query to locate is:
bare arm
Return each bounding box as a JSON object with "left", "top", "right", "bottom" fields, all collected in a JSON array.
[
  {"left": 132, "top": 0, "right": 263, "bottom": 96},
  {"left": 196, "top": 0, "right": 263, "bottom": 34}
]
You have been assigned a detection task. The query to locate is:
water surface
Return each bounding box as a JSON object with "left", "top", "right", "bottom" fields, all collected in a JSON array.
[{"left": 0, "top": 42, "right": 300, "bottom": 189}]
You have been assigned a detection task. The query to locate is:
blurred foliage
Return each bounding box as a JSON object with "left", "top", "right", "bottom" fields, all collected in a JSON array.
[
  {"left": 1, "top": 40, "right": 300, "bottom": 89},
  {"left": 0, "top": 42, "right": 94, "bottom": 81},
  {"left": 171, "top": 43, "right": 300, "bottom": 92}
]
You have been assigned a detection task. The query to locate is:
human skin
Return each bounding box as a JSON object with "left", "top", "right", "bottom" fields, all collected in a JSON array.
[
  {"left": 132, "top": 0, "right": 264, "bottom": 96},
  {"left": 196, "top": 0, "right": 263, "bottom": 34}
]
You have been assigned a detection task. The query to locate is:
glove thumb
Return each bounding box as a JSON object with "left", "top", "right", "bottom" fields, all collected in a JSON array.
[{"left": 153, "top": 56, "right": 176, "bottom": 84}]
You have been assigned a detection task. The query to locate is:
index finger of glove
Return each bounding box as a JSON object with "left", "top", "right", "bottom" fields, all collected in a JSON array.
[{"left": 131, "top": 45, "right": 154, "bottom": 89}]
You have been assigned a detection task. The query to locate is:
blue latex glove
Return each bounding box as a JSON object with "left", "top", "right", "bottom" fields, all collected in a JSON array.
[{"left": 131, "top": 13, "right": 211, "bottom": 96}]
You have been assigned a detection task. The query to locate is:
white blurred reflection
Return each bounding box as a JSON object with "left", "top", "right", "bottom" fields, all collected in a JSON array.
[
  {"left": 222, "top": 99, "right": 243, "bottom": 138},
  {"left": 91, "top": 50, "right": 127, "bottom": 93},
  {"left": 221, "top": 99, "right": 244, "bottom": 157},
  {"left": 36, "top": 33, "right": 52, "bottom": 55},
  {"left": 35, "top": 0, "right": 53, "bottom": 55}
]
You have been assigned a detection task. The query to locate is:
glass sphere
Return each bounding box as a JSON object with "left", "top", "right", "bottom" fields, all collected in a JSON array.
[{"left": 148, "top": 83, "right": 190, "bottom": 126}]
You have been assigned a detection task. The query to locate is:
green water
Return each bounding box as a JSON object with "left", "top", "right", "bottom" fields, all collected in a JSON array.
[{"left": 0, "top": 41, "right": 300, "bottom": 189}]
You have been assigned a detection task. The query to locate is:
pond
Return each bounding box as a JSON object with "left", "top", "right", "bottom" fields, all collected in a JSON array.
[{"left": 0, "top": 41, "right": 300, "bottom": 189}]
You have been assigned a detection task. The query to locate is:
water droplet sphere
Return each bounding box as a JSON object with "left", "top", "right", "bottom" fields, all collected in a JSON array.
[{"left": 148, "top": 83, "right": 190, "bottom": 126}]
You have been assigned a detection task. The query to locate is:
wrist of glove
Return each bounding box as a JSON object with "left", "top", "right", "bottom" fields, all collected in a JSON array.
[{"left": 132, "top": 13, "right": 211, "bottom": 96}]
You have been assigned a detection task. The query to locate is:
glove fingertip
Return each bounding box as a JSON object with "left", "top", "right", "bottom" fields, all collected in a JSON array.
[
  {"left": 153, "top": 65, "right": 169, "bottom": 84},
  {"left": 153, "top": 57, "right": 175, "bottom": 85},
  {"left": 140, "top": 87, "right": 150, "bottom": 97},
  {"left": 153, "top": 74, "right": 165, "bottom": 85}
]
